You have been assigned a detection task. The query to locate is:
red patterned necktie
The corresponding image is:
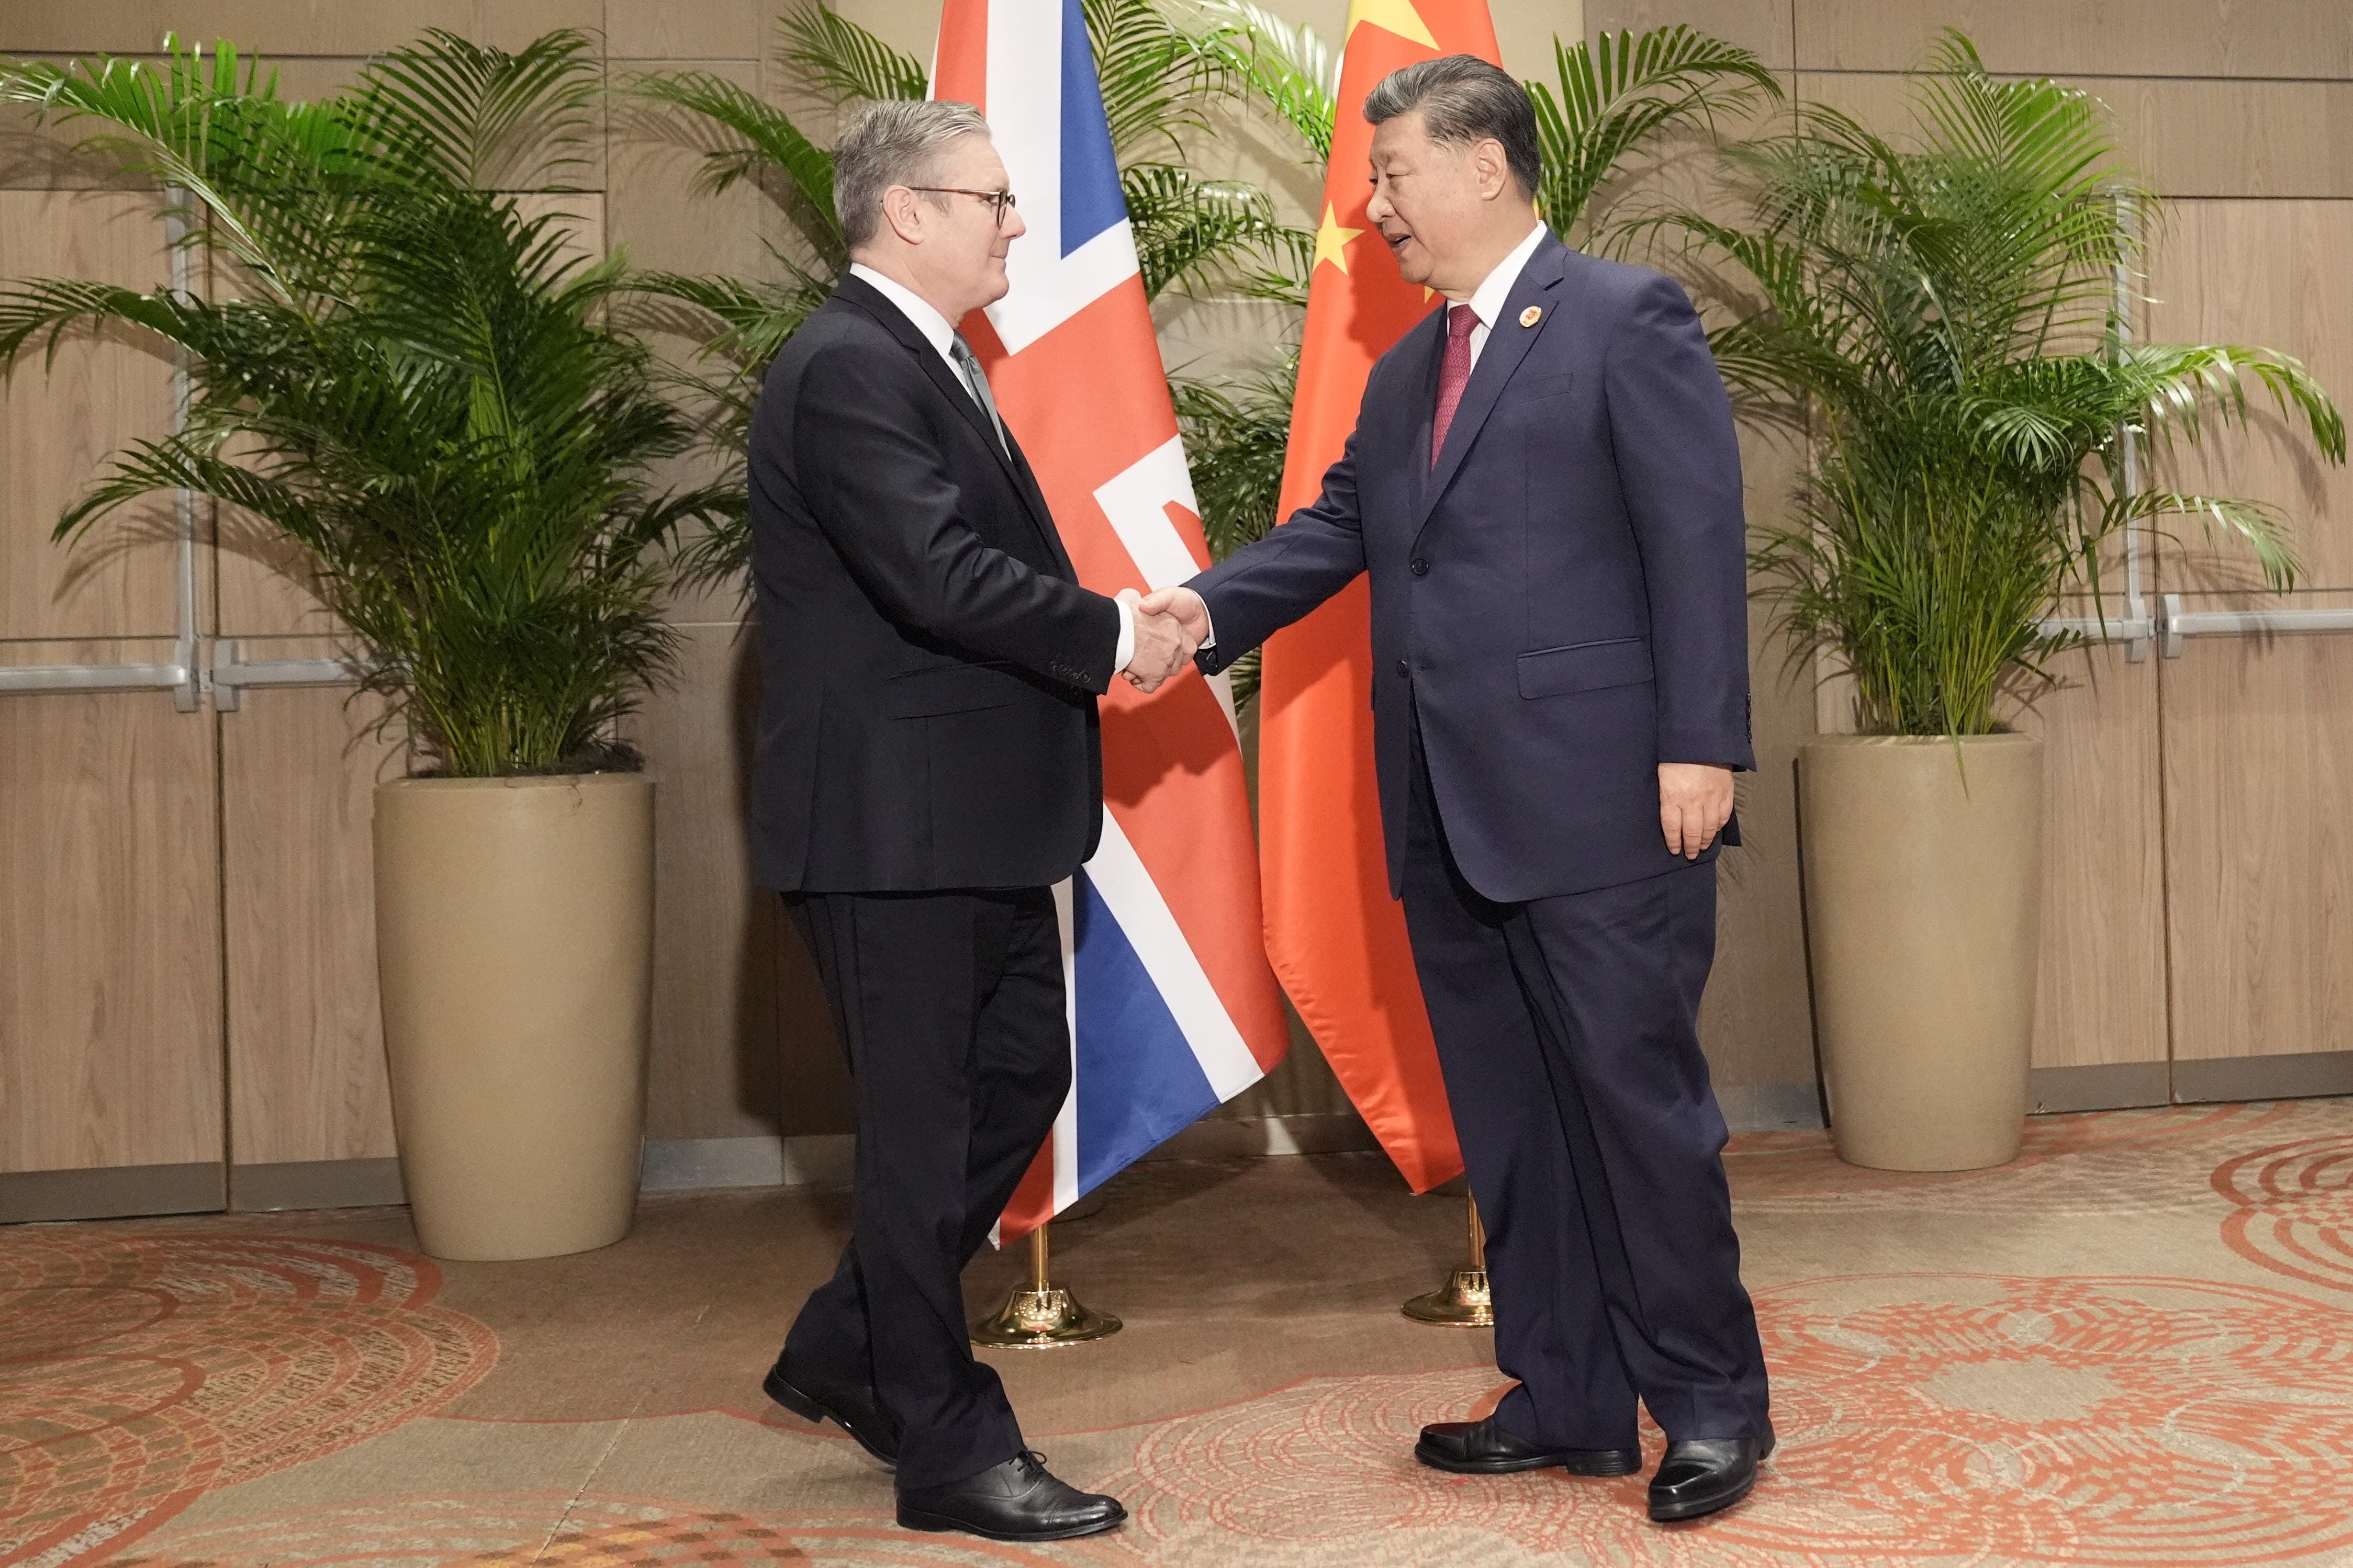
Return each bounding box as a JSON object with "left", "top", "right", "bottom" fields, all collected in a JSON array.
[{"left": 1430, "top": 302, "right": 1479, "bottom": 468}]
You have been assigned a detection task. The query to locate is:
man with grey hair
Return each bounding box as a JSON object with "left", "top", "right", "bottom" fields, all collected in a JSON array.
[
  {"left": 743, "top": 98, "right": 1183, "bottom": 1544},
  {"left": 1146, "top": 54, "right": 1774, "bottom": 1523}
]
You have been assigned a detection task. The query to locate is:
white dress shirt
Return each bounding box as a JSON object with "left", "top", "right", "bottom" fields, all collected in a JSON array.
[
  {"left": 1196, "top": 224, "right": 1551, "bottom": 652},
  {"left": 1457, "top": 221, "right": 1549, "bottom": 369},
  {"left": 848, "top": 263, "right": 1136, "bottom": 672}
]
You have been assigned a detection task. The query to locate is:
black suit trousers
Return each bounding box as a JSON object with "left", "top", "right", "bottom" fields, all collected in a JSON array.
[
  {"left": 1397, "top": 714, "right": 1771, "bottom": 1445},
  {"left": 781, "top": 887, "right": 1070, "bottom": 1490}
]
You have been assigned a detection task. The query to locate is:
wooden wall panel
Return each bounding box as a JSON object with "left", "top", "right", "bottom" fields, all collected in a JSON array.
[
  {"left": 606, "top": 61, "right": 776, "bottom": 624},
  {"left": 0, "top": 653, "right": 223, "bottom": 1172},
  {"left": 2160, "top": 594, "right": 2353, "bottom": 1062},
  {"left": 2012, "top": 631, "right": 2168, "bottom": 1070},
  {"left": 0, "top": 1, "right": 601, "bottom": 56},
  {"left": 0, "top": 191, "right": 181, "bottom": 642},
  {"left": 625, "top": 623, "right": 809, "bottom": 1140},
  {"left": 1799, "top": 74, "right": 2353, "bottom": 200},
  {"left": 219, "top": 658, "right": 404, "bottom": 1165},
  {"left": 1700, "top": 426, "right": 1815, "bottom": 1089},
  {"left": 2145, "top": 201, "right": 2353, "bottom": 594},
  {"left": 1590, "top": 0, "right": 1794, "bottom": 69},
  {"left": 1793, "top": 0, "right": 2353, "bottom": 79},
  {"left": 608, "top": 0, "right": 766, "bottom": 62}
]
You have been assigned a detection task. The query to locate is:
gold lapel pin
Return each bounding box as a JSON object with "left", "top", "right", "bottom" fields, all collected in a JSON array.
[{"left": 1519, "top": 306, "right": 1543, "bottom": 328}]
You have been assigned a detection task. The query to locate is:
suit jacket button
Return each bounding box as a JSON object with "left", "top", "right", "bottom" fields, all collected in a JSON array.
[
  {"left": 1409, "top": 558, "right": 1429, "bottom": 576},
  {"left": 1395, "top": 659, "right": 1410, "bottom": 678}
]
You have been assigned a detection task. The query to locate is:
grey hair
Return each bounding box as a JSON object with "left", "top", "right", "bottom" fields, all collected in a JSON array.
[
  {"left": 834, "top": 98, "right": 992, "bottom": 251},
  {"left": 1362, "top": 55, "right": 1542, "bottom": 200}
]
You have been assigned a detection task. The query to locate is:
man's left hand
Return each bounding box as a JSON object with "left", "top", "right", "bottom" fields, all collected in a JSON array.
[{"left": 1659, "top": 763, "right": 1735, "bottom": 860}]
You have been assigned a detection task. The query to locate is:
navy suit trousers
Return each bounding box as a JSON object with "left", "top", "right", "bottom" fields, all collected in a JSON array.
[
  {"left": 1399, "top": 716, "right": 1770, "bottom": 1445},
  {"left": 781, "top": 887, "right": 1069, "bottom": 1490}
]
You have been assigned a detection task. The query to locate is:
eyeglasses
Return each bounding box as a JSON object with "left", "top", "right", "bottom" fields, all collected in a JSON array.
[{"left": 905, "top": 186, "right": 1018, "bottom": 228}]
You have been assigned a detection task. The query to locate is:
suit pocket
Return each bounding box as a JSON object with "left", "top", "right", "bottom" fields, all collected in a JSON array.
[
  {"left": 882, "top": 661, "right": 1021, "bottom": 718},
  {"left": 1516, "top": 636, "right": 1652, "bottom": 698},
  {"left": 1512, "top": 370, "right": 1576, "bottom": 401}
]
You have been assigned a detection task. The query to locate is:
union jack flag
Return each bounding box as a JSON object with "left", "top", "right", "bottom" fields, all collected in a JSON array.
[{"left": 932, "top": 0, "right": 1291, "bottom": 1237}]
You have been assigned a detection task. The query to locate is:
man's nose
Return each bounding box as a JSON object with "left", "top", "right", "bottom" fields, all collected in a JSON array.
[{"left": 1003, "top": 205, "right": 1027, "bottom": 241}]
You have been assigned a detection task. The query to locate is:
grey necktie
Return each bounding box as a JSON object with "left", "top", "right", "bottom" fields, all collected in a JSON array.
[{"left": 948, "top": 334, "right": 1011, "bottom": 457}]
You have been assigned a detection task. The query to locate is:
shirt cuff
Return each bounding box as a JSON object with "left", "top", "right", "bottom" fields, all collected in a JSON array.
[{"left": 1113, "top": 595, "right": 1136, "bottom": 673}]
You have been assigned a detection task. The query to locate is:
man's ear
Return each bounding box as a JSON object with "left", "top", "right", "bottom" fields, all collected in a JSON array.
[
  {"left": 1473, "top": 138, "right": 1512, "bottom": 202},
  {"left": 879, "top": 184, "right": 925, "bottom": 245}
]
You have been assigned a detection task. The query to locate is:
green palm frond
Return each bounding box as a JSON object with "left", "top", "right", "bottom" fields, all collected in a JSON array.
[
  {"left": 629, "top": 69, "right": 841, "bottom": 253},
  {"left": 1684, "top": 29, "right": 2342, "bottom": 736},
  {"left": 1124, "top": 163, "right": 1304, "bottom": 300},
  {"left": 0, "top": 277, "right": 206, "bottom": 369},
  {"left": 1172, "top": 351, "right": 1296, "bottom": 560},
  {"left": 1528, "top": 25, "right": 1781, "bottom": 245},
  {"left": 1, "top": 39, "right": 399, "bottom": 311},
  {"left": 774, "top": 0, "right": 928, "bottom": 107},
  {"left": 1179, "top": 0, "right": 1335, "bottom": 159},
  {"left": 1085, "top": 0, "right": 1226, "bottom": 160},
  {"left": 632, "top": 265, "right": 834, "bottom": 371},
  {"left": 357, "top": 27, "right": 599, "bottom": 190},
  {"left": 5, "top": 30, "right": 722, "bottom": 776}
]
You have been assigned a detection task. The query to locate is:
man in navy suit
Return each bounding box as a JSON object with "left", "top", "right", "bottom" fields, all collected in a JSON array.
[{"left": 1146, "top": 56, "right": 1773, "bottom": 1522}]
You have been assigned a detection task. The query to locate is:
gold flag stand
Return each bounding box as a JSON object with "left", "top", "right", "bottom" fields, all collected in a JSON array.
[
  {"left": 970, "top": 1222, "right": 1122, "bottom": 1347},
  {"left": 1402, "top": 1195, "right": 1494, "bottom": 1326}
]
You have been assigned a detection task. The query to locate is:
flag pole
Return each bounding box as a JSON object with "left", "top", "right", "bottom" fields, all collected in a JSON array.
[
  {"left": 971, "top": 1222, "right": 1122, "bottom": 1347},
  {"left": 1403, "top": 1195, "right": 1493, "bottom": 1326}
]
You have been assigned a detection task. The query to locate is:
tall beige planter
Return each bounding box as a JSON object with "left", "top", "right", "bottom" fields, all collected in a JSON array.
[
  {"left": 1799, "top": 734, "right": 2044, "bottom": 1171},
  {"left": 374, "top": 773, "right": 655, "bottom": 1260}
]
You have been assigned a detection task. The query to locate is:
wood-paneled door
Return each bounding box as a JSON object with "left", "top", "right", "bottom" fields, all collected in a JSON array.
[{"left": 0, "top": 191, "right": 229, "bottom": 1222}]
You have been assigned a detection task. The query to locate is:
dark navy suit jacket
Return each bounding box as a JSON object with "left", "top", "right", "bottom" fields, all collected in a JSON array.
[
  {"left": 1191, "top": 233, "right": 1753, "bottom": 903},
  {"left": 745, "top": 275, "right": 1119, "bottom": 893}
]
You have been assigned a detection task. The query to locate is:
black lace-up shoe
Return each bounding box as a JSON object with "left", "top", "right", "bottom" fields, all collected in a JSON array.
[
  {"left": 897, "top": 1450, "right": 1126, "bottom": 1542},
  {"left": 1647, "top": 1425, "right": 1776, "bottom": 1522},
  {"left": 1415, "top": 1416, "right": 1642, "bottom": 1476},
  {"left": 762, "top": 1355, "right": 899, "bottom": 1466}
]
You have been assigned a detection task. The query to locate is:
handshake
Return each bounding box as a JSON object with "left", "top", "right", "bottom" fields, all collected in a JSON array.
[{"left": 1116, "top": 585, "right": 1212, "bottom": 694}]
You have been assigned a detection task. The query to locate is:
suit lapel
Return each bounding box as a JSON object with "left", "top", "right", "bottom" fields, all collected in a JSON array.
[
  {"left": 834, "top": 276, "right": 1067, "bottom": 567},
  {"left": 1409, "top": 235, "right": 1573, "bottom": 539},
  {"left": 1402, "top": 305, "right": 1448, "bottom": 517}
]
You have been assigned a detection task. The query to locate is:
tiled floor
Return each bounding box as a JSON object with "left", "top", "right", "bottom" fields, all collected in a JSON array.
[{"left": 7, "top": 1098, "right": 2353, "bottom": 1565}]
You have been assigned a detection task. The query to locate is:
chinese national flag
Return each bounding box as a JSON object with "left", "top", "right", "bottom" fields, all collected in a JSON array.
[{"left": 1259, "top": 0, "right": 1500, "bottom": 1193}]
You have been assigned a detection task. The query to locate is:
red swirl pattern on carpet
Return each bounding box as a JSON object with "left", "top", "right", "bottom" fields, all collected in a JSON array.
[
  {"left": 1727, "top": 1102, "right": 2293, "bottom": 1209},
  {"left": 2211, "top": 1134, "right": 2353, "bottom": 1296},
  {"left": 1108, "top": 1274, "right": 2353, "bottom": 1565},
  {"left": 104, "top": 1497, "right": 1144, "bottom": 1566},
  {"left": 0, "top": 1235, "right": 497, "bottom": 1566}
]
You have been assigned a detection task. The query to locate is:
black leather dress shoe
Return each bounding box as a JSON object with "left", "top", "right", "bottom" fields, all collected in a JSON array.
[
  {"left": 897, "top": 1451, "right": 1126, "bottom": 1542},
  {"left": 1415, "top": 1417, "right": 1642, "bottom": 1476},
  {"left": 763, "top": 1355, "right": 899, "bottom": 1466},
  {"left": 1647, "top": 1425, "right": 1776, "bottom": 1522}
]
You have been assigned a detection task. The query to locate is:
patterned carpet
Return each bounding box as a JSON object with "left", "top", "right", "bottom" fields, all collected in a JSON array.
[{"left": 5, "top": 1098, "right": 2352, "bottom": 1567}]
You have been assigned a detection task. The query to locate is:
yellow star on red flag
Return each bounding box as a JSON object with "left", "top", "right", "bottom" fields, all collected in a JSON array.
[
  {"left": 1313, "top": 203, "right": 1365, "bottom": 274},
  {"left": 1344, "top": 0, "right": 1439, "bottom": 48}
]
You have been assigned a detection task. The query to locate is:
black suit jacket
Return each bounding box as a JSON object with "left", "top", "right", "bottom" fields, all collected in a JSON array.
[
  {"left": 746, "top": 273, "right": 1122, "bottom": 892},
  {"left": 1191, "top": 234, "right": 1753, "bottom": 902}
]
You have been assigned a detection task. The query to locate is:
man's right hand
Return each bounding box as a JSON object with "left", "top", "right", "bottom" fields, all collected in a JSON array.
[
  {"left": 1139, "top": 585, "right": 1212, "bottom": 649},
  {"left": 1122, "top": 600, "right": 1198, "bottom": 693}
]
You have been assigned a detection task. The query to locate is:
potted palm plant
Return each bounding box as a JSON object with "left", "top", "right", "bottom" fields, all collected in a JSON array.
[
  {"left": 1679, "top": 34, "right": 2343, "bottom": 1170},
  {"left": 0, "top": 32, "right": 740, "bottom": 1256}
]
